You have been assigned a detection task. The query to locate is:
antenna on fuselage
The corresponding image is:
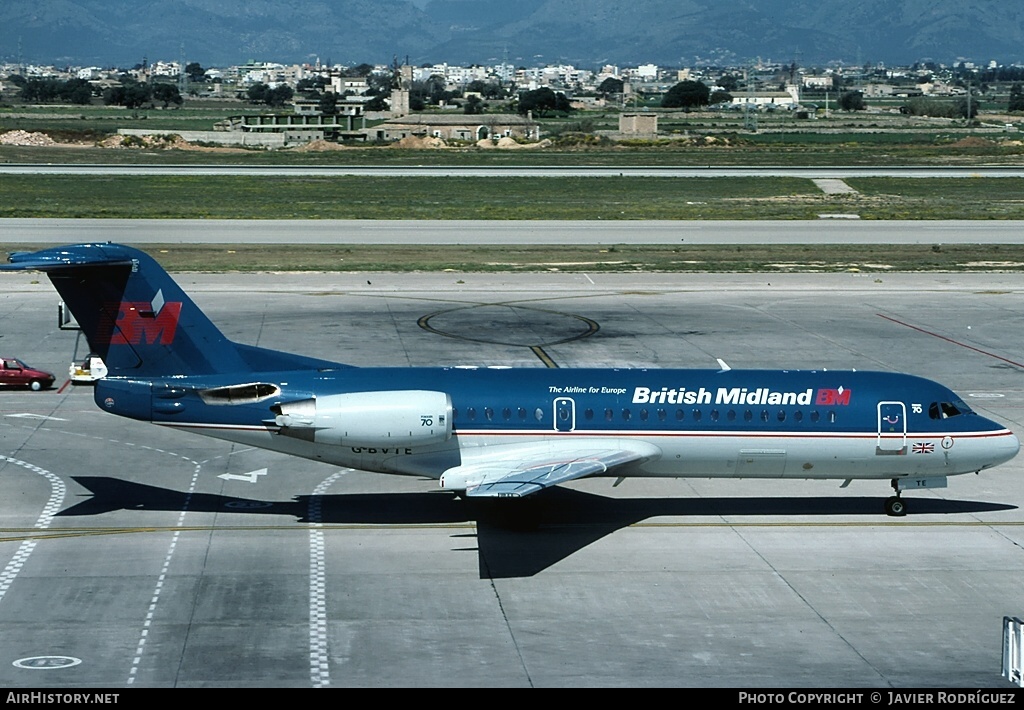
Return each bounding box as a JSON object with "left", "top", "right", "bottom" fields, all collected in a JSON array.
[{"left": 716, "top": 358, "right": 731, "bottom": 372}]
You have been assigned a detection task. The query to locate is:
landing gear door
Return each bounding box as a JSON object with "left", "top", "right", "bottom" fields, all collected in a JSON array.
[{"left": 877, "top": 401, "right": 907, "bottom": 454}]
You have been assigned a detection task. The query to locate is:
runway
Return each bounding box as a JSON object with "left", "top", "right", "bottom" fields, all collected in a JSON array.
[
  {"left": 2, "top": 164, "right": 1024, "bottom": 178},
  {"left": 3, "top": 218, "right": 1024, "bottom": 245},
  {"left": 0, "top": 269, "right": 1022, "bottom": 687}
]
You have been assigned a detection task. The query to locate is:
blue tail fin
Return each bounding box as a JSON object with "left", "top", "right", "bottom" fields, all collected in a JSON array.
[{"left": 2, "top": 243, "right": 337, "bottom": 377}]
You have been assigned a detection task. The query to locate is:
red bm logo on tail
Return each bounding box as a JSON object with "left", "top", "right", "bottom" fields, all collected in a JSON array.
[{"left": 105, "top": 298, "right": 182, "bottom": 345}]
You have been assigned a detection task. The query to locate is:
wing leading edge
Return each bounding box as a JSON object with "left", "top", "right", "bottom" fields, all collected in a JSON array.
[{"left": 440, "top": 440, "right": 661, "bottom": 498}]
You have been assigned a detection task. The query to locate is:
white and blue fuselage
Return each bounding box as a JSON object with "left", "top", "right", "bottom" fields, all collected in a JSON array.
[{"left": 97, "top": 366, "right": 1019, "bottom": 490}]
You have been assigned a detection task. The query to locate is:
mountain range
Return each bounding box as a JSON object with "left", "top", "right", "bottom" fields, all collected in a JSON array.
[{"left": 2, "top": 1, "right": 1022, "bottom": 69}]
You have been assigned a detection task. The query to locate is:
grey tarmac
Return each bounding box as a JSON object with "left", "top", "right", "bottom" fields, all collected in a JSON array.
[
  {"left": 0, "top": 270, "right": 1021, "bottom": 687},
  {"left": 3, "top": 218, "right": 1024, "bottom": 245}
]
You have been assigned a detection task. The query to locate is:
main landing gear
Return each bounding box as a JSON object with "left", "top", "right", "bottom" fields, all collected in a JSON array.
[{"left": 885, "top": 478, "right": 907, "bottom": 517}]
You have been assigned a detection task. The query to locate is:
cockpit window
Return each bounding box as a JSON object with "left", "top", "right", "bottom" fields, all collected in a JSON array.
[{"left": 929, "top": 401, "right": 965, "bottom": 419}]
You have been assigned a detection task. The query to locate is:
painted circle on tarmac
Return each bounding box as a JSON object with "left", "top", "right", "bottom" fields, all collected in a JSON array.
[
  {"left": 419, "top": 304, "right": 598, "bottom": 347},
  {"left": 13, "top": 656, "right": 82, "bottom": 670}
]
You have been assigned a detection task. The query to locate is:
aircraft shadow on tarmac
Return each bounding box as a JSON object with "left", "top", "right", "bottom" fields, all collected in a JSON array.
[{"left": 62, "top": 477, "right": 1016, "bottom": 579}]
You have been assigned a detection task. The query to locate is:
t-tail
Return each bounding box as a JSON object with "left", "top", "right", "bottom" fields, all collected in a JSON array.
[{"left": 2, "top": 243, "right": 334, "bottom": 377}]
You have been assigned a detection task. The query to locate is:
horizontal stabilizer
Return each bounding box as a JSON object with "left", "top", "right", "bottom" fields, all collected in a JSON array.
[{"left": 2, "top": 243, "right": 135, "bottom": 271}]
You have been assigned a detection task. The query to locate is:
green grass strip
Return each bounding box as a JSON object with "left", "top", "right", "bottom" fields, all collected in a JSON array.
[
  {"left": 4, "top": 175, "right": 1024, "bottom": 220},
  {"left": 3, "top": 243, "right": 1020, "bottom": 273}
]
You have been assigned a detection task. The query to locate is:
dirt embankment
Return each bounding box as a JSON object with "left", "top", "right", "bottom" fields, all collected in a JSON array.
[{"left": 0, "top": 130, "right": 56, "bottom": 146}]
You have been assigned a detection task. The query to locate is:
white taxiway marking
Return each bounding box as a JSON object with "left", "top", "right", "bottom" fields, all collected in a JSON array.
[
  {"left": 5, "top": 413, "right": 67, "bottom": 421},
  {"left": 217, "top": 468, "right": 268, "bottom": 483},
  {"left": 0, "top": 457, "right": 66, "bottom": 609}
]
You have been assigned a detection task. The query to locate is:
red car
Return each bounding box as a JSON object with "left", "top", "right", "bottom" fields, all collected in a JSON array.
[{"left": 0, "top": 358, "right": 56, "bottom": 391}]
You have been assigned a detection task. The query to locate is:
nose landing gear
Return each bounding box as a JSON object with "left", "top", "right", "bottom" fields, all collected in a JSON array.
[{"left": 885, "top": 478, "right": 907, "bottom": 517}]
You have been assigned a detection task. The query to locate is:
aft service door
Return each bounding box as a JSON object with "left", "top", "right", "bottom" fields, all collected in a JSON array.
[
  {"left": 554, "top": 397, "right": 575, "bottom": 432},
  {"left": 877, "top": 401, "right": 907, "bottom": 453}
]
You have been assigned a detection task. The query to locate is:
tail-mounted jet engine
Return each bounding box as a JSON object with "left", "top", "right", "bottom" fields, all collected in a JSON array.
[{"left": 271, "top": 390, "right": 453, "bottom": 448}]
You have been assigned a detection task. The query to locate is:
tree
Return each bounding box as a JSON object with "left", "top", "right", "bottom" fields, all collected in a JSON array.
[
  {"left": 103, "top": 82, "right": 152, "bottom": 109},
  {"left": 185, "top": 62, "right": 206, "bottom": 83},
  {"left": 412, "top": 75, "right": 457, "bottom": 107},
  {"left": 246, "top": 83, "right": 293, "bottom": 108},
  {"left": 20, "top": 78, "right": 61, "bottom": 102},
  {"left": 268, "top": 85, "right": 294, "bottom": 108},
  {"left": 709, "top": 90, "right": 733, "bottom": 106},
  {"left": 318, "top": 91, "right": 338, "bottom": 115},
  {"left": 246, "top": 82, "right": 270, "bottom": 104},
  {"left": 955, "top": 96, "right": 978, "bottom": 120},
  {"left": 718, "top": 74, "right": 739, "bottom": 92},
  {"left": 516, "top": 87, "right": 573, "bottom": 117},
  {"left": 838, "top": 91, "right": 866, "bottom": 111},
  {"left": 1009, "top": 84, "right": 1024, "bottom": 112},
  {"left": 62, "top": 78, "right": 93, "bottom": 105},
  {"left": 365, "top": 94, "right": 388, "bottom": 111},
  {"left": 466, "top": 80, "right": 505, "bottom": 99},
  {"left": 152, "top": 83, "right": 183, "bottom": 108},
  {"left": 661, "top": 80, "right": 710, "bottom": 109},
  {"left": 463, "top": 95, "right": 484, "bottom": 115},
  {"left": 597, "top": 77, "right": 624, "bottom": 97},
  {"left": 297, "top": 76, "right": 328, "bottom": 98}
]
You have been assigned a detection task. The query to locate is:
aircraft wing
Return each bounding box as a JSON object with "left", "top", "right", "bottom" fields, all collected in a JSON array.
[{"left": 441, "top": 440, "right": 661, "bottom": 498}]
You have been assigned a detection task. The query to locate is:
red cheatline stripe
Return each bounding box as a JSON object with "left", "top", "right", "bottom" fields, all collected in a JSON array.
[{"left": 877, "top": 314, "right": 1024, "bottom": 369}]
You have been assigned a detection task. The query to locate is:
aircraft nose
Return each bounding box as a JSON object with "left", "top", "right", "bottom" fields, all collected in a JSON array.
[{"left": 987, "top": 425, "right": 1020, "bottom": 468}]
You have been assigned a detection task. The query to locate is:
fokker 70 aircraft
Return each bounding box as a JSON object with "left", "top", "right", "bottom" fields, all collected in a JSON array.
[{"left": 3, "top": 243, "right": 1018, "bottom": 516}]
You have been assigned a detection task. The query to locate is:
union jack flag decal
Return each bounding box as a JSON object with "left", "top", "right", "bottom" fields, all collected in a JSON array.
[{"left": 912, "top": 442, "right": 935, "bottom": 454}]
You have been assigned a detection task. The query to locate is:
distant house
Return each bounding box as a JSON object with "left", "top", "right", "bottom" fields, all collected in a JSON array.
[
  {"left": 208, "top": 102, "right": 368, "bottom": 145},
  {"left": 730, "top": 86, "right": 800, "bottom": 108},
  {"left": 801, "top": 75, "right": 834, "bottom": 90},
  {"left": 370, "top": 113, "right": 541, "bottom": 142},
  {"left": 619, "top": 113, "right": 658, "bottom": 137},
  {"left": 331, "top": 76, "right": 369, "bottom": 95}
]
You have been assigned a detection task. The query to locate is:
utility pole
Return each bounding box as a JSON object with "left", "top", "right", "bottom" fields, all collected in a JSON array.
[
  {"left": 178, "top": 43, "right": 188, "bottom": 97},
  {"left": 744, "top": 64, "right": 757, "bottom": 132},
  {"left": 966, "top": 79, "right": 972, "bottom": 124}
]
